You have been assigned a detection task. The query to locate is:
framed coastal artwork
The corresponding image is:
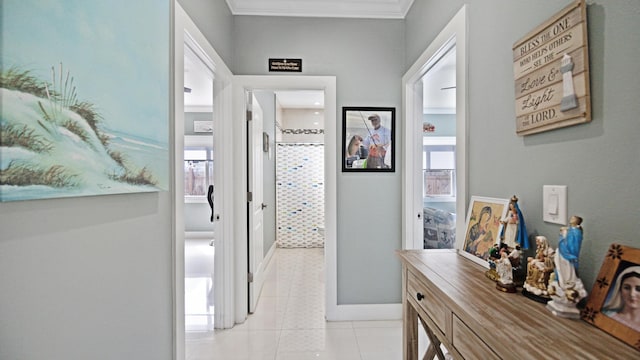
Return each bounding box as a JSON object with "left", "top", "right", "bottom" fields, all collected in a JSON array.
[
  {"left": 459, "top": 196, "right": 509, "bottom": 268},
  {"left": 342, "top": 107, "right": 395, "bottom": 172},
  {"left": 582, "top": 244, "right": 640, "bottom": 351},
  {"left": 0, "top": 0, "right": 170, "bottom": 202}
]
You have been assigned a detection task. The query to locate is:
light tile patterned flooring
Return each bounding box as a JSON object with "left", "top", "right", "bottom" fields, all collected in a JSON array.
[{"left": 186, "top": 248, "right": 426, "bottom": 360}]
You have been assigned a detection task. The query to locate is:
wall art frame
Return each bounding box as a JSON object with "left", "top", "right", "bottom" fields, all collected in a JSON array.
[
  {"left": 0, "top": 1, "right": 170, "bottom": 202},
  {"left": 459, "top": 196, "right": 509, "bottom": 268},
  {"left": 342, "top": 106, "right": 395, "bottom": 172},
  {"left": 582, "top": 243, "right": 640, "bottom": 351}
]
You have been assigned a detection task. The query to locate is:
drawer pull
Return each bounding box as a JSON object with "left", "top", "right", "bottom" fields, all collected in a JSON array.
[{"left": 417, "top": 292, "right": 425, "bottom": 301}]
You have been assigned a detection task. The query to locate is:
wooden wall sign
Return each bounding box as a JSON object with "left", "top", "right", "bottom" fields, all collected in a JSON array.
[{"left": 512, "top": 0, "right": 591, "bottom": 136}]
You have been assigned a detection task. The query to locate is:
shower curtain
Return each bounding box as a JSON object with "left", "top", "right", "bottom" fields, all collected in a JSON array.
[{"left": 276, "top": 143, "right": 324, "bottom": 248}]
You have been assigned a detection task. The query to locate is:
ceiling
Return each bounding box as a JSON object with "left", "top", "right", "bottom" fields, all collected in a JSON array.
[
  {"left": 275, "top": 90, "right": 324, "bottom": 109},
  {"left": 183, "top": 47, "right": 214, "bottom": 110},
  {"left": 422, "top": 47, "right": 456, "bottom": 114},
  {"left": 225, "top": 0, "right": 416, "bottom": 19}
]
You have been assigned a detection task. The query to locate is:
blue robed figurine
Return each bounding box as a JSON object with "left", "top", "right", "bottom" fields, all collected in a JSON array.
[
  {"left": 547, "top": 215, "right": 588, "bottom": 318},
  {"left": 500, "top": 195, "right": 529, "bottom": 250}
]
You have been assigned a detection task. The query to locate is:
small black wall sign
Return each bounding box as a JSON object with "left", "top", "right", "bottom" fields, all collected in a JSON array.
[{"left": 269, "top": 58, "right": 302, "bottom": 72}]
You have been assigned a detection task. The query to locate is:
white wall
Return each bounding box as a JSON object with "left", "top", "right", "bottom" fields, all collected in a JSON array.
[{"left": 280, "top": 109, "right": 325, "bottom": 143}]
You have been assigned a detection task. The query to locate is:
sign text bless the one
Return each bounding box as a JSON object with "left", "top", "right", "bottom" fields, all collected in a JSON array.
[{"left": 512, "top": 0, "right": 591, "bottom": 136}]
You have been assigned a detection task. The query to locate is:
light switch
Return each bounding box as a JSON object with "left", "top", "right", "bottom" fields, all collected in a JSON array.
[{"left": 543, "top": 185, "right": 567, "bottom": 225}]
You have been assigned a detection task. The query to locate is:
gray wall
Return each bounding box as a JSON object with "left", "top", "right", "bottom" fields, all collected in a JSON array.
[
  {"left": 406, "top": 0, "right": 640, "bottom": 290},
  {"left": 234, "top": 16, "right": 405, "bottom": 305},
  {"left": 255, "top": 90, "right": 277, "bottom": 256},
  {"left": 178, "top": 0, "right": 234, "bottom": 69},
  {"left": 0, "top": 194, "right": 173, "bottom": 360},
  {"left": 184, "top": 112, "right": 213, "bottom": 135},
  {"left": 0, "top": 2, "right": 175, "bottom": 359}
]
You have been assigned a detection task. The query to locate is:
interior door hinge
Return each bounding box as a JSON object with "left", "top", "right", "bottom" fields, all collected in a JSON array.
[
  {"left": 248, "top": 272, "right": 254, "bottom": 283},
  {"left": 247, "top": 191, "right": 253, "bottom": 202},
  {"left": 246, "top": 110, "right": 252, "bottom": 121}
]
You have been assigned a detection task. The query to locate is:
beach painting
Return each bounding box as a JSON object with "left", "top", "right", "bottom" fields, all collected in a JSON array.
[{"left": 0, "top": 0, "right": 170, "bottom": 202}]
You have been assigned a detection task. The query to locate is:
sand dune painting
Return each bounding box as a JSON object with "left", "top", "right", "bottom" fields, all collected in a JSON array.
[{"left": 0, "top": 0, "right": 170, "bottom": 202}]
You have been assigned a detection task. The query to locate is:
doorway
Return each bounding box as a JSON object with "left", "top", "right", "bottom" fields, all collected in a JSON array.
[
  {"left": 246, "top": 89, "right": 326, "bottom": 314},
  {"left": 174, "top": 10, "right": 235, "bottom": 360},
  {"left": 232, "top": 76, "right": 337, "bottom": 324},
  {"left": 402, "top": 5, "right": 468, "bottom": 251},
  {"left": 182, "top": 40, "right": 216, "bottom": 332}
]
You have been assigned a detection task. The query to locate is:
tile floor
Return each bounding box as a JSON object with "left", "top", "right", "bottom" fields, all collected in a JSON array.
[{"left": 185, "top": 248, "right": 428, "bottom": 360}]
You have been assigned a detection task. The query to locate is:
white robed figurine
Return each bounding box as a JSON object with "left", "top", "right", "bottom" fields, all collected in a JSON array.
[{"left": 547, "top": 216, "right": 588, "bottom": 318}]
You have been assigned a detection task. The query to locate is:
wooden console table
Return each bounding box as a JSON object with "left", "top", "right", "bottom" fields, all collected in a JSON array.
[{"left": 397, "top": 249, "right": 638, "bottom": 360}]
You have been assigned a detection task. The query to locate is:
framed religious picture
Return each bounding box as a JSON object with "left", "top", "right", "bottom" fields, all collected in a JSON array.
[
  {"left": 459, "top": 196, "right": 509, "bottom": 268},
  {"left": 582, "top": 244, "right": 640, "bottom": 351},
  {"left": 342, "top": 107, "right": 395, "bottom": 172}
]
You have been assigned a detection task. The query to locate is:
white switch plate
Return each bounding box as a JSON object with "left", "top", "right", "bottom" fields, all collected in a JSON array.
[{"left": 543, "top": 185, "right": 567, "bottom": 225}]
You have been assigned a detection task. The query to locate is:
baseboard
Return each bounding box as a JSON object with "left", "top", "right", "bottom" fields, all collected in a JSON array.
[
  {"left": 253, "top": 242, "right": 277, "bottom": 299},
  {"left": 327, "top": 303, "right": 402, "bottom": 322}
]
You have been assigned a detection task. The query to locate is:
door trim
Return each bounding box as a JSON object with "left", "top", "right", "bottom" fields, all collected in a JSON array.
[
  {"left": 174, "top": 4, "right": 235, "bottom": 359},
  {"left": 402, "top": 5, "right": 468, "bottom": 250},
  {"left": 232, "top": 75, "right": 337, "bottom": 324}
]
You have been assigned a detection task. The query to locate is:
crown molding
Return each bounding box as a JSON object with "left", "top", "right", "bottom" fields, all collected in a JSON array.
[{"left": 226, "top": 0, "right": 414, "bottom": 19}]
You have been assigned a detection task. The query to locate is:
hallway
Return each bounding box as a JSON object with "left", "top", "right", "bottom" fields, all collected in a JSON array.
[{"left": 185, "top": 248, "right": 403, "bottom": 359}]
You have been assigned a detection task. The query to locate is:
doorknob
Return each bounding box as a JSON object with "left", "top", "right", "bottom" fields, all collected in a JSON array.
[
  {"left": 261, "top": 203, "right": 267, "bottom": 210},
  {"left": 207, "top": 185, "right": 214, "bottom": 222}
]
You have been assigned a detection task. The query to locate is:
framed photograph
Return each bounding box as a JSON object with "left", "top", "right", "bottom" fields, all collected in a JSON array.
[
  {"left": 342, "top": 107, "right": 395, "bottom": 172},
  {"left": 582, "top": 244, "right": 640, "bottom": 350},
  {"left": 459, "top": 196, "right": 509, "bottom": 268}
]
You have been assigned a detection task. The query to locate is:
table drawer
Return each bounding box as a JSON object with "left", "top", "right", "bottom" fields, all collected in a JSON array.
[
  {"left": 453, "top": 315, "right": 500, "bottom": 360},
  {"left": 407, "top": 270, "right": 448, "bottom": 334}
]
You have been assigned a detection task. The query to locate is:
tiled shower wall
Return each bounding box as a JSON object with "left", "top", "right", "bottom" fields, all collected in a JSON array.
[{"left": 276, "top": 143, "right": 324, "bottom": 248}]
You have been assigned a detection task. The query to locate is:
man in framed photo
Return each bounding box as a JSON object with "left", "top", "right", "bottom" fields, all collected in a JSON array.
[{"left": 362, "top": 114, "right": 391, "bottom": 169}]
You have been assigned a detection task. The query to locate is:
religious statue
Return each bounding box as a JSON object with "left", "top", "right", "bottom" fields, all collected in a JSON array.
[
  {"left": 522, "top": 236, "right": 555, "bottom": 302},
  {"left": 486, "top": 242, "right": 524, "bottom": 286},
  {"left": 500, "top": 195, "right": 529, "bottom": 251},
  {"left": 546, "top": 215, "right": 588, "bottom": 318},
  {"left": 496, "top": 251, "right": 516, "bottom": 293}
]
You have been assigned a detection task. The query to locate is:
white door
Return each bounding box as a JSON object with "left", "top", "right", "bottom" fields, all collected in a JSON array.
[{"left": 247, "top": 91, "right": 265, "bottom": 313}]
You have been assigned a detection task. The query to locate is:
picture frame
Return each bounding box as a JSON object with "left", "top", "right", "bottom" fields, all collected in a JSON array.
[
  {"left": 342, "top": 107, "right": 395, "bottom": 172},
  {"left": 1, "top": 1, "right": 170, "bottom": 202},
  {"left": 582, "top": 243, "right": 640, "bottom": 351},
  {"left": 459, "top": 196, "right": 509, "bottom": 268}
]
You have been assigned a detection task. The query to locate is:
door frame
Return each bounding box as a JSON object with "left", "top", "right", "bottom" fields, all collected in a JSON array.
[
  {"left": 173, "top": 3, "right": 235, "bottom": 359},
  {"left": 232, "top": 75, "right": 337, "bottom": 324},
  {"left": 402, "top": 5, "right": 468, "bottom": 250},
  {"left": 246, "top": 91, "right": 265, "bottom": 314}
]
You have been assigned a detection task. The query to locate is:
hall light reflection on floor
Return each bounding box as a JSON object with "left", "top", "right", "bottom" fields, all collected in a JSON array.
[{"left": 185, "top": 247, "right": 429, "bottom": 360}]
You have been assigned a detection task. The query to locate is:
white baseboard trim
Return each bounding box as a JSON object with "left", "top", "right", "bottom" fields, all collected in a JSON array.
[
  {"left": 254, "top": 243, "right": 277, "bottom": 299},
  {"left": 262, "top": 243, "right": 277, "bottom": 274},
  {"left": 327, "top": 303, "right": 402, "bottom": 322}
]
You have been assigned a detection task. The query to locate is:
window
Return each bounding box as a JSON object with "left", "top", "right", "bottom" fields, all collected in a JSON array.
[
  {"left": 184, "top": 147, "right": 213, "bottom": 201},
  {"left": 423, "top": 137, "right": 456, "bottom": 201}
]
